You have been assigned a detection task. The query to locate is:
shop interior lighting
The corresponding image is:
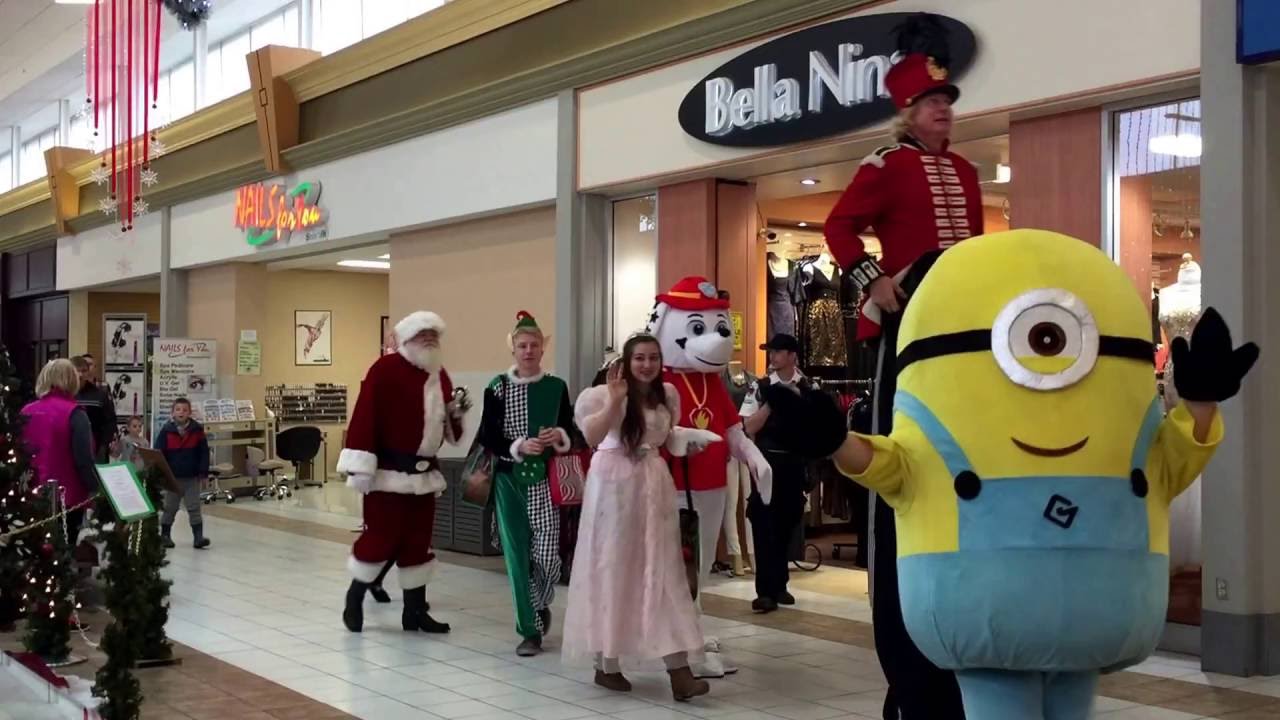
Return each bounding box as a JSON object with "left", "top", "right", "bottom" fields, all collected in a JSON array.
[
  {"left": 798, "top": 221, "right": 808, "bottom": 227},
  {"left": 1148, "top": 133, "right": 1202, "bottom": 158},
  {"left": 994, "top": 163, "right": 1012, "bottom": 184},
  {"left": 338, "top": 260, "right": 391, "bottom": 269},
  {"left": 377, "top": 254, "right": 390, "bottom": 259},
  {"left": 800, "top": 178, "right": 820, "bottom": 186}
]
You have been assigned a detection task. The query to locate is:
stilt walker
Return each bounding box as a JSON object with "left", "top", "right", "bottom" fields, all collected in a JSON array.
[
  {"left": 823, "top": 13, "right": 983, "bottom": 719},
  {"left": 479, "top": 312, "right": 577, "bottom": 656},
  {"left": 339, "top": 311, "right": 466, "bottom": 634}
]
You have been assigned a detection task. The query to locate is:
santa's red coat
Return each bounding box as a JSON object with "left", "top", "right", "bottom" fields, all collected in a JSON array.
[{"left": 338, "top": 351, "right": 462, "bottom": 496}]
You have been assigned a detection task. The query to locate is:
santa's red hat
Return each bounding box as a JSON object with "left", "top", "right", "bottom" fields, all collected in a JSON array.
[
  {"left": 657, "top": 276, "right": 731, "bottom": 311},
  {"left": 395, "top": 311, "right": 446, "bottom": 345}
]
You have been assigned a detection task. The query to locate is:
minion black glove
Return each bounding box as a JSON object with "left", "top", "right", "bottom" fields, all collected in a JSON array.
[{"left": 1171, "top": 307, "right": 1260, "bottom": 403}]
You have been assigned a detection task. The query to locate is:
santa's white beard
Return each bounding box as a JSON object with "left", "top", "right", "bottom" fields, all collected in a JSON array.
[{"left": 400, "top": 342, "right": 442, "bottom": 372}]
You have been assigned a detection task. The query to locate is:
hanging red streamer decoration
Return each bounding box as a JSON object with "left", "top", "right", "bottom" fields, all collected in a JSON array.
[{"left": 87, "top": 0, "right": 162, "bottom": 232}]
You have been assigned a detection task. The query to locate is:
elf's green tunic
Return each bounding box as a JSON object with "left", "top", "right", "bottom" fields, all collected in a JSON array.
[{"left": 479, "top": 370, "right": 576, "bottom": 639}]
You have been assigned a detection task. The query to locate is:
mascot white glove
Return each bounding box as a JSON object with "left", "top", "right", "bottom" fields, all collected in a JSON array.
[
  {"left": 727, "top": 425, "right": 772, "bottom": 505},
  {"left": 347, "top": 473, "right": 375, "bottom": 495},
  {"left": 667, "top": 428, "right": 722, "bottom": 457}
]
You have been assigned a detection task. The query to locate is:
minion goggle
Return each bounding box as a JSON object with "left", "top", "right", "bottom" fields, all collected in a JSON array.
[{"left": 897, "top": 289, "right": 1155, "bottom": 391}]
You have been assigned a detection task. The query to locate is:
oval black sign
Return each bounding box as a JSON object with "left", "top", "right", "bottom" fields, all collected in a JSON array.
[{"left": 677, "top": 13, "right": 977, "bottom": 148}]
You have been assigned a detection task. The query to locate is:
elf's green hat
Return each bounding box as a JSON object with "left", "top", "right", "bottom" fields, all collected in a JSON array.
[{"left": 513, "top": 310, "right": 540, "bottom": 334}]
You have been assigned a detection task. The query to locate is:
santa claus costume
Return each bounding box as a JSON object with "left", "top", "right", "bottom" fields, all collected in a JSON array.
[{"left": 339, "top": 310, "right": 465, "bottom": 634}]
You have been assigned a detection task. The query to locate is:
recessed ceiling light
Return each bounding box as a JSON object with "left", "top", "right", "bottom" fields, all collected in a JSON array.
[
  {"left": 338, "top": 260, "right": 390, "bottom": 269},
  {"left": 798, "top": 222, "right": 808, "bottom": 227},
  {"left": 377, "top": 253, "right": 390, "bottom": 260},
  {"left": 784, "top": 233, "right": 793, "bottom": 237},
  {"left": 800, "top": 178, "right": 819, "bottom": 186}
]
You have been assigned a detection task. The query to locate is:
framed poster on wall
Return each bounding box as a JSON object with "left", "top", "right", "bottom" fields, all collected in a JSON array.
[
  {"left": 295, "top": 310, "right": 333, "bottom": 365},
  {"left": 104, "top": 369, "right": 144, "bottom": 420},
  {"left": 104, "top": 314, "right": 147, "bottom": 368}
]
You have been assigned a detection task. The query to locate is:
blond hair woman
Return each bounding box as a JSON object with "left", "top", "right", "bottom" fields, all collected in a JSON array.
[{"left": 21, "top": 358, "right": 101, "bottom": 540}]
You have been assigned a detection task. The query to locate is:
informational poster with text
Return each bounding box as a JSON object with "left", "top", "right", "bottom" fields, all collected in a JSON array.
[{"left": 151, "top": 339, "right": 217, "bottom": 437}]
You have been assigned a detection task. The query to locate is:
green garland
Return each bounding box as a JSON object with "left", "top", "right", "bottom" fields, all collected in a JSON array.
[
  {"left": 91, "top": 521, "right": 141, "bottom": 720},
  {"left": 135, "top": 469, "right": 172, "bottom": 662}
]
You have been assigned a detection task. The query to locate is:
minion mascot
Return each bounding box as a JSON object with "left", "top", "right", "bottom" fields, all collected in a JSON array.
[
  {"left": 647, "top": 277, "right": 774, "bottom": 678},
  {"left": 764, "top": 230, "right": 1259, "bottom": 719}
]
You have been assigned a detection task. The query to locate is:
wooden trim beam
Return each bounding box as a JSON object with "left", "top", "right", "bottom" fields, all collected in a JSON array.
[
  {"left": 44, "top": 147, "right": 96, "bottom": 236},
  {"left": 248, "top": 46, "right": 321, "bottom": 174}
]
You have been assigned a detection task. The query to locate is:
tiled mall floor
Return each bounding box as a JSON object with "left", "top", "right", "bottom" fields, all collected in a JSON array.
[{"left": 151, "top": 494, "right": 1280, "bottom": 720}]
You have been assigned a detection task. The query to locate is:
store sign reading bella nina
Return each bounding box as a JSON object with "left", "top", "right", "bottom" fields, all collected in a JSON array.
[
  {"left": 234, "top": 180, "right": 329, "bottom": 247},
  {"left": 677, "top": 13, "right": 977, "bottom": 148}
]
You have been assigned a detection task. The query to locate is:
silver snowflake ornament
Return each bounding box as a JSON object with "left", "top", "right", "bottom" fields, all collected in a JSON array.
[
  {"left": 98, "top": 197, "right": 118, "bottom": 216},
  {"left": 89, "top": 165, "right": 110, "bottom": 186},
  {"left": 139, "top": 168, "right": 158, "bottom": 188},
  {"left": 115, "top": 258, "right": 132, "bottom": 276},
  {"left": 150, "top": 138, "right": 168, "bottom": 157},
  {"left": 132, "top": 198, "right": 150, "bottom": 217}
]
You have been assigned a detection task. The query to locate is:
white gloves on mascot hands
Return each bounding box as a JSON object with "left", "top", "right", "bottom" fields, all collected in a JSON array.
[
  {"left": 668, "top": 428, "right": 722, "bottom": 457},
  {"left": 728, "top": 425, "right": 772, "bottom": 506}
]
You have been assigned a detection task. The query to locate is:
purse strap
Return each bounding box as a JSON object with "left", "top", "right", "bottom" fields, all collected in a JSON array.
[{"left": 681, "top": 456, "right": 695, "bottom": 512}]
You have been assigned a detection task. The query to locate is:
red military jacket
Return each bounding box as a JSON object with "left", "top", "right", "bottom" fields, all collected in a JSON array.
[{"left": 824, "top": 135, "right": 984, "bottom": 340}]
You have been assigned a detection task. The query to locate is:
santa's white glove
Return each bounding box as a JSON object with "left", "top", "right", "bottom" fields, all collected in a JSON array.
[
  {"left": 347, "top": 473, "right": 374, "bottom": 495},
  {"left": 667, "top": 428, "right": 721, "bottom": 457}
]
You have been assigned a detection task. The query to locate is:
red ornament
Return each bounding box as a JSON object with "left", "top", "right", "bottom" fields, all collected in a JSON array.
[
  {"left": 41, "top": 543, "right": 54, "bottom": 557},
  {"left": 86, "top": 0, "right": 164, "bottom": 231}
]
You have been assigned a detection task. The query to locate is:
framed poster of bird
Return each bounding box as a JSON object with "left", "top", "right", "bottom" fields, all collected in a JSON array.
[{"left": 295, "top": 310, "right": 333, "bottom": 365}]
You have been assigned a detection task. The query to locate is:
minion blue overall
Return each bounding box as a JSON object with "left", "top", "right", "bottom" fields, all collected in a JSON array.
[{"left": 767, "top": 230, "right": 1258, "bottom": 719}]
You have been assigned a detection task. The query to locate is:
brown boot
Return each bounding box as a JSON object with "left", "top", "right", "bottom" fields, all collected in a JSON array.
[
  {"left": 594, "top": 670, "right": 632, "bottom": 693},
  {"left": 667, "top": 666, "right": 710, "bottom": 702}
]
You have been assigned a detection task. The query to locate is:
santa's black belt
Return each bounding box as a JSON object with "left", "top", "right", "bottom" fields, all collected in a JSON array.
[{"left": 377, "top": 452, "right": 440, "bottom": 474}]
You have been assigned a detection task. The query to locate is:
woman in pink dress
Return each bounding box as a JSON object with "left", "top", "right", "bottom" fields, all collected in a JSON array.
[{"left": 563, "top": 334, "right": 719, "bottom": 702}]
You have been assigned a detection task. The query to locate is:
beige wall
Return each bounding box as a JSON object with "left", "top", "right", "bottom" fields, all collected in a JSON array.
[
  {"left": 389, "top": 207, "right": 557, "bottom": 375},
  {"left": 261, "top": 270, "right": 389, "bottom": 473},
  {"left": 186, "top": 264, "right": 388, "bottom": 474}
]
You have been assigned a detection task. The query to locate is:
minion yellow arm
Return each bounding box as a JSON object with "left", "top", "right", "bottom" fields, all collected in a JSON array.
[
  {"left": 831, "top": 432, "right": 906, "bottom": 497},
  {"left": 1155, "top": 401, "right": 1224, "bottom": 499}
]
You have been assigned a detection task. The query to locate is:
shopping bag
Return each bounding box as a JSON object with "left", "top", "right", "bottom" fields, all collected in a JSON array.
[
  {"left": 548, "top": 450, "right": 589, "bottom": 506},
  {"left": 461, "top": 438, "right": 494, "bottom": 507}
]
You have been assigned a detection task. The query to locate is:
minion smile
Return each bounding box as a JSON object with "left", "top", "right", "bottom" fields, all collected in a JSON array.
[{"left": 1011, "top": 436, "right": 1089, "bottom": 458}]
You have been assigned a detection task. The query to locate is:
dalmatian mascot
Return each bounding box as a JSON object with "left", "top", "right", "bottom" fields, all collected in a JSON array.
[{"left": 647, "top": 276, "right": 774, "bottom": 678}]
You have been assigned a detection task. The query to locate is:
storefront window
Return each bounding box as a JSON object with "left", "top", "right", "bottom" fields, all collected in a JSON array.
[
  {"left": 610, "top": 195, "right": 658, "bottom": 350},
  {"left": 1112, "top": 96, "right": 1202, "bottom": 625}
]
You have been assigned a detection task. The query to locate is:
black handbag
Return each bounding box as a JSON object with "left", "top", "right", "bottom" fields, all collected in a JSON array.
[{"left": 679, "top": 457, "right": 700, "bottom": 601}]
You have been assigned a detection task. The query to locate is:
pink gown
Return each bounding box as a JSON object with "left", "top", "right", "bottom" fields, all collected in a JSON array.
[{"left": 562, "top": 384, "right": 705, "bottom": 669}]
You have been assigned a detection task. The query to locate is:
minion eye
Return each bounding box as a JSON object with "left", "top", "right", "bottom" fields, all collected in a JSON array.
[{"left": 992, "top": 289, "right": 1099, "bottom": 391}]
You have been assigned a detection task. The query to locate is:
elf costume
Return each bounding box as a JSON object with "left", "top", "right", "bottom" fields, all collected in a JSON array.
[{"left": 478, "top": 311, "right": 576, "bottom": 655}]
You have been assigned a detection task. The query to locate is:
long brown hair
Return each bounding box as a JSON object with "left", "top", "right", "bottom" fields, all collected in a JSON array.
[{"left": 619, "top": 334, "right": 667, "bottom": 454}]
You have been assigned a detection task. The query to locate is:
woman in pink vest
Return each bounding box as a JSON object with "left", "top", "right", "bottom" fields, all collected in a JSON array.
[{"left": 21, "top": 358, "right": 101, "bottom": 542}]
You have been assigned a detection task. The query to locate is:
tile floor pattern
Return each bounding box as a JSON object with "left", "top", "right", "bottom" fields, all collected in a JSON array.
[{"left": 141, "top": 500, "right": 1280, "bottom": 720}]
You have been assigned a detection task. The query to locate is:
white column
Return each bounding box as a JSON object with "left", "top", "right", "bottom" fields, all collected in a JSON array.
[
  {"left": 57, "top": 100, "right": 71, "bottom": 146},
  {"left": 193, "top": 24, "right": 209, "bottom": 108},
  {"left": 299, "top": 0, "right": 315, "bottom": 50},
  {"left": 1199, "top": 0, "right": 1280, "bottom": 676},
  {"left": 10, "top": 126, "right": 20, "bottom": 187}
]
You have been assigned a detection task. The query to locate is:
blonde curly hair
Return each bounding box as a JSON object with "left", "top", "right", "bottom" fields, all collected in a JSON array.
[{"left": 36, "top": 358, "right": 80, "bottom": 398}]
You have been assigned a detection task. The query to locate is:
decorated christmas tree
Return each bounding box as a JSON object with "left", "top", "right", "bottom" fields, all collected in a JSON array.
[
  {"left": 0, "top": 345, "right": 34, "bottom": 631},
  {"left": 21, "top": 480, "right": 79, "bottom": 663}
]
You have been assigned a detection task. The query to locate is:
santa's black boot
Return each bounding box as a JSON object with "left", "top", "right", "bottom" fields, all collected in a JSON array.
[
  {"left": 402, "top": 587, "right": 450, "bottom": 633},
  {"left": 343, "top": 580, "right": 369, "bottom": 632}
]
